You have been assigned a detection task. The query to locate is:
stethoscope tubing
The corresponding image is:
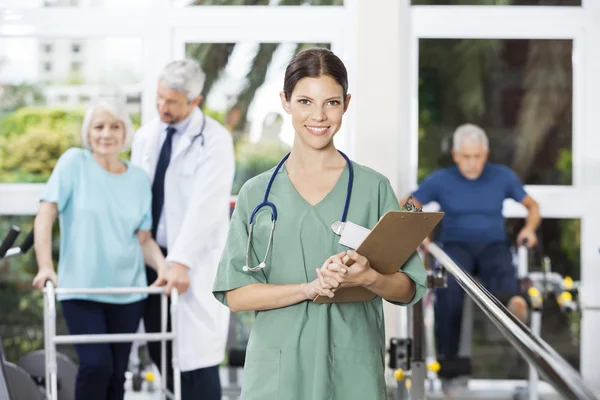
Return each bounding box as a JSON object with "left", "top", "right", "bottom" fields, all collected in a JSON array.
[{"left": 243, "top": 150, "right": 353, "bottom": 273}]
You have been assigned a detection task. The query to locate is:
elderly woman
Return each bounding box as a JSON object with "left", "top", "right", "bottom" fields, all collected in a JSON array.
[{"left": 32, "top": 100, "right": 168, "bottom": 400}]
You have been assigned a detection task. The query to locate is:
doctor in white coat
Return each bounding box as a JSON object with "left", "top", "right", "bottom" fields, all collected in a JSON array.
[{"left": 131, "top": 59, "right": 234, "bottom": 400}]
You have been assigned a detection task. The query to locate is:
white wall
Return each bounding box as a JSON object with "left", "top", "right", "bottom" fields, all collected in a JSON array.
[
  {"left": 354, "top": 0, "right": 412, "bottom": 341},
  {"left": 580, "top": 1, "right": 600, "bottom": 391}
]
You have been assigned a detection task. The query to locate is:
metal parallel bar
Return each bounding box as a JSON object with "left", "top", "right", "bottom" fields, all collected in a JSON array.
[
  {"left": 411, "top": 297, "right": 426, "bottom": 400},
  {"left": 411, "top": 361, "right": 426, "bottom": 400},
  {"left": 461, "top": 257, "right": 588, "bottom": 390},
  {"left": 473, "top": 273, "right": 584, "bottom": 385},
  {"left": 443, "top": 250, "right": 582, "bottom": 386},
  {"left": 161, "top": 293, "right": 168, "bottom": 400},
  {"left": 428, "top": 243, "right": 598, "bottom": 400},
  {"left": 423, "top": 291, "right": 437, "bottom": 393},
  {"left": 171, "top": 289, "right": 181, "bottom": 400},
  {"left": 52, "top": 287, "right": 166, "bottom": 295},
  {"left": 529, "top": 310, "right": 542, "bottom": 400},
  {"left": 45, "top": 281, "right": 58, "bottom": 400},
  {"left": 43, "top": 286, "right": 50, "bottom": 400},
  {"left": 53, "top": 333, "right": 176, "bottom": 345},
  {"left": 412, "top": 299, "right": 424, "bottom": 361}
]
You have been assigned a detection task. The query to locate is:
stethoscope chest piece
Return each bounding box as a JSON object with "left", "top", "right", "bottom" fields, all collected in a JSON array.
[{"left": 331, "top": 221, "right": 345, "bottom": 236}]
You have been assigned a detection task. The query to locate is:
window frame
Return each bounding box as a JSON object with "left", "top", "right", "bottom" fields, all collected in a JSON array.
[
  {"left": 409, "top": 3, "right": 589, "bottom": 219},
  {"left": 0, "top": 1, "right": 353, "bottom": 215}
]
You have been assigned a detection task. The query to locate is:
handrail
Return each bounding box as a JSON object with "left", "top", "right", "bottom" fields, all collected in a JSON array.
[{"left": 428, "top": 243, "right": 598, "bottom": 400}]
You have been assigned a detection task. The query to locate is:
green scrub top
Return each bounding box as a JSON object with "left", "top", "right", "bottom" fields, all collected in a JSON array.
[{"left": 213, "top": 160, "right": 427, "bottom": 400}]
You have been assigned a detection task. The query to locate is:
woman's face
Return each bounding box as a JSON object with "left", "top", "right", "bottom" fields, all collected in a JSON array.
[
  {"left": 280, "top": 75, "right": 351, "bottom": 151},
  {"left": 87, "top": 108, "right": 126, "bottom": 157}
]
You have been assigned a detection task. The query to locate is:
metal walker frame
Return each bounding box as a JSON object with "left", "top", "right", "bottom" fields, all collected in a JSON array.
[{"left": 43, "top": 281, "right": 181, "bottom": 400}]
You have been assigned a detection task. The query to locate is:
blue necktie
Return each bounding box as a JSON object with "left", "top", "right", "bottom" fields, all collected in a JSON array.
[{"left": 151, "top": 126, "right": 177, "bottom": 238}]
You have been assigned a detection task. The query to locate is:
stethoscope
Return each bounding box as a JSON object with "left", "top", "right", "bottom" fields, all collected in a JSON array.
[
  {"left": 174, "top": 112, "right": 207, "bottom": 148},
  {"left": 171, "top": 113, "right": 206, "bottom": 158},
  {"left": 243, "top": 150, "right": 354, "bottom": 272},
  {"left": 191, "top": 113, "right": 207, "bottom": 147}
]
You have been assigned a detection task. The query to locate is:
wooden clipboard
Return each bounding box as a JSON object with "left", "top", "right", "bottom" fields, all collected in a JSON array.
[{"left": 313, "top": 210, "right": 444, "bottom": 304}]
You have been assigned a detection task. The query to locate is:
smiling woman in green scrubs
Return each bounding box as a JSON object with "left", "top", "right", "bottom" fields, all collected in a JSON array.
[{"left": 212, "top": 47, "right": 427, "bottom": 400}]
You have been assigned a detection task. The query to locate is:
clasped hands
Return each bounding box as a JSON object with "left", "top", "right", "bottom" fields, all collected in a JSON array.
[{"left": 304, "top": 250, "right": 374, "bottom": 300}]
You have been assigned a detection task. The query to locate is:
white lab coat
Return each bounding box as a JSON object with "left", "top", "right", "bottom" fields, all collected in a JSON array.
[{"left": 131, "top": 107, "right": 234, "bottom": 372}]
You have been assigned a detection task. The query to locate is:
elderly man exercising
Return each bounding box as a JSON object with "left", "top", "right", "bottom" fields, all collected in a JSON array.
[{"left": 401, "top": 123, "right": 541, "bottom": 394}]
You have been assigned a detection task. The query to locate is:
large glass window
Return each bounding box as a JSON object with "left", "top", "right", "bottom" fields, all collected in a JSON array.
[
  {"left": 0, "top": 37, "right": 142, "bottom": 183},
  {"left": 418, "top": 38, "right": 573, "bottom": 185},
  {"left": 175, "top": 0, "right": 343, "bottom": 6},
  {"left": 0, "top": 216, "right": 74, "bottom": 363},
  {"left": 3, "top": 0, "right": 153, "bottom": 8},
  {"left": 412, "top": 0, "right": 581, "bottom": 6},
  {"left": 185, "top": 41, "right": 330, "bottom": 194}
]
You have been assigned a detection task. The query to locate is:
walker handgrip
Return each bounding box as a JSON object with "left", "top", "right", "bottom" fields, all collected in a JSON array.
[
  {"left": 0, "top": 225, "right": 21, "bottom": 258},
  {"left": 19, "top": 229, "right": 34, "bottom": 253}
]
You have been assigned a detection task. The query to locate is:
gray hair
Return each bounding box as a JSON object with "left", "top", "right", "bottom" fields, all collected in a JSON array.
[
  {"left": 158, "top": 59, "right": 206, "bottom": 102},
  {"left": 452, "top": 123, "right": 489, "bottom": 151},
  {"left": 80, "top": 100, "right": 135, "bottom": 153}
]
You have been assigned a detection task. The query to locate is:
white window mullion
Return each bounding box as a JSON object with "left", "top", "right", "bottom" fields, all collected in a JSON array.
[
  {"left": 581, "top": 0, "right": 600, "bottom": 186},
  {"left": 0, "top": 184, "right": 44, "bottom": 215},
  {"left": 0, "top": 9, "right": 160, "bottom": 37},
  {"left": 412, "top": 6, "right": 585, "bottom": 38},
  {"left": 141, "top": 14, "right": 171, "bottom": 125},
  {"left": 422, "top": 186, "right": 588, "bottom": 219},
  {"left": 169, "top": 7, "right": 345, "bottom": 39}
]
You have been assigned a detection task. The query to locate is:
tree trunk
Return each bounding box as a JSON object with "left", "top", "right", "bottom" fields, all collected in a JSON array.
[
  {"left": 186, "top": 42, "right": 236, "bottom": 108},
  {"left": 511, "top": 39, "right": 571, "bottom": 180},
  {"left": 228, "top": 43, "right": 279, "bottom": 135},
  {"left": 451, "top": 39, "right": 502, "bottom": 122}
]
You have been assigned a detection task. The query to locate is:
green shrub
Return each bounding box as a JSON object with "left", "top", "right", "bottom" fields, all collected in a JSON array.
[{"left": 232, "top": 140, "right": 289, "bottom": 195}]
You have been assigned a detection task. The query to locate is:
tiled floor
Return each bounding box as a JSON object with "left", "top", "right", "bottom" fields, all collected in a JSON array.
[
  {"left": 123, "top": 366, "right": 242, "bottom": 400},
  {"left": 123, "top": 376, "right": 562, "bottom": 400}
]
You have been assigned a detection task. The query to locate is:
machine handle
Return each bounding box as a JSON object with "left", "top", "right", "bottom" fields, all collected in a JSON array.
[
  {"left": 0, "top": 225, "right": 21, "bottom": 258},
  {"left": 19, "top": 229, "right": 34, "bottom": 253}
]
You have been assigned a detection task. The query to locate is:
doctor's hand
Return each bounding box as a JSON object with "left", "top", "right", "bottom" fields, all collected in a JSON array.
[
  {"left": 322, "top": 250, "right": 375, "bottom": 289},
  {"left": 151, "top": 261, "right": 190, "bottom": 295}
]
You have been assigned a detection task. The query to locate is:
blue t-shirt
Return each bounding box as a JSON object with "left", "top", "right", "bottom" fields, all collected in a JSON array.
[
  {"left": 41, "top": 148, "right": 152, "bottom": 304},
  {"left": 412, "top": 163, "right": 527, "bottom": 244}
]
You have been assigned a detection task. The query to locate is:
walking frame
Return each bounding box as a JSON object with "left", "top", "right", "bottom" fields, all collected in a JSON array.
[{"left": 43, "top": 281, "right": 181, "bottom": 400}]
